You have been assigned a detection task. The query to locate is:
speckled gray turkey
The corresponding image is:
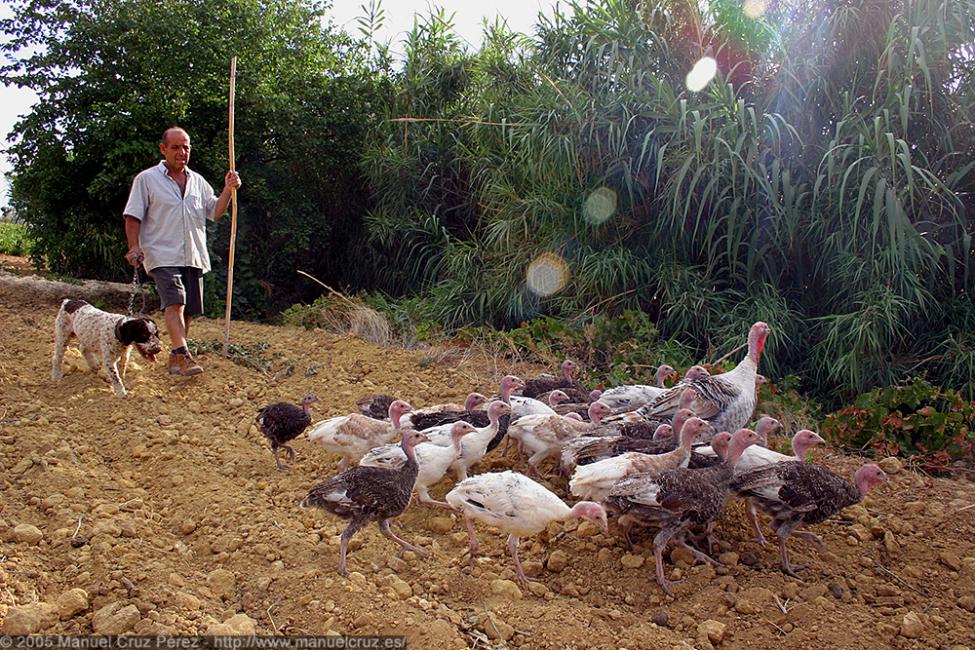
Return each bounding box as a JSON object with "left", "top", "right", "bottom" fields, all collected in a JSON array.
[
  {"left": 256, "top": 394, "right": 318, "bottom": 470},
  {"left": 731, "top": 461, "right": 888, "bottom": 577},
  {"left": 630, "top": 322, "right": 770, "bottom": 437},
  {"left": 605, "top": 428, "right": 762, "bottom": 594},
  {"left": 300, "top": 428, "right": 430, "bottom": 576}
]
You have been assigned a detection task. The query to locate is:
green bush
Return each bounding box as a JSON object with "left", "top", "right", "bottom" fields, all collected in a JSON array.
[
  {"left": 822, "top": 379, "right": 975, "bottom": 472},
  {"left": 0, "top": 222, "right": 34, "bottom": 256}
]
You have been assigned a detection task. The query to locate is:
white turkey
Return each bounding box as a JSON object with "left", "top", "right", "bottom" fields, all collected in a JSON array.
[
  {"left": 597, "top": 363, "right": 682, "bottom": 412},
  {"left": 306, "top": 399, "right": 412, "bottom": 471},
  {"left": 569, "top": 417, "right": 711, "bottom": 501},
  {"left": 687, "top": 415, "right": 783, "bottom": 469},
  {"left": 507, "top": 401, "right": 614, "bottom": 477},
  {"left": 632, "top": 322, "right": 770, "bottom": 435},
  {"left": 731, "top": 462, "right": 887, "bottom": 577},
  {"left": 359, "top": 421, "right": 478, "bottom": 508},
  {"left": 445, "top": 470, "right": 608, "bottom": 583},
  {"left": 422, "top": 400, "right": 513, "bottom": 480}
]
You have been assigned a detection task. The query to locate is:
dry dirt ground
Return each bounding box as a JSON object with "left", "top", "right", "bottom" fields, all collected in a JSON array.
[{"left": 1, "top": 269, "right": 975, "bottom": 649}]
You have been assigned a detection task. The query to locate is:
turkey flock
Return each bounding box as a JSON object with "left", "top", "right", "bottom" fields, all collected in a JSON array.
[{"left": 256, "top": 321, "right": 888, "bottom": 595}]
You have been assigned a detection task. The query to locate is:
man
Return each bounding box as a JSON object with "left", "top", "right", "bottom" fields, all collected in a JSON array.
[{"left": 123, "top": 126, "right": 242, "bottom": 376}]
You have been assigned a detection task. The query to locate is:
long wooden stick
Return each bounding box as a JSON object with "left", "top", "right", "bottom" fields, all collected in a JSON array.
[{"left": 223, "top": 56, "right": 238, "bottom": 358}]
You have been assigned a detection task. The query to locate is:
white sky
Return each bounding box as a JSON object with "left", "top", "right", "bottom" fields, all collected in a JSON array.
[{"left": 0, "top": 0, "right": 559, "bottom": 208}]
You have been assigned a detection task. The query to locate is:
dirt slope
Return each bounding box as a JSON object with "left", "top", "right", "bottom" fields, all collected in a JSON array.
[{"left": 1, "top": 271, "right": 974, "bottom": 649}]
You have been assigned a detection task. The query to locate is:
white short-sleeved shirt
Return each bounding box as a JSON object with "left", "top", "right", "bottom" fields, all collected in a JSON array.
[{"left": 123, "top": 160, "right": 219, "bottom": 273}]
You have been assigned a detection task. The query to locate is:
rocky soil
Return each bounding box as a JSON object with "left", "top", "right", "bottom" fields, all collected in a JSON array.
[{"left": 1, "top": 268, "right": 975, "bottom": 649}]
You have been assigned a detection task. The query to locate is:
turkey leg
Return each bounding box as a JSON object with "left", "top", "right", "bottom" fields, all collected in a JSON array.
[
  {"left": 378, "top": 519, "right": 428, "bottom": 557},
  {"left": 507, "top": 534, "right": 540, "bottom": 584}
]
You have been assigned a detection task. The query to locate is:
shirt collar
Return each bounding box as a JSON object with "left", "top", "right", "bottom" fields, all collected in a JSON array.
[{"left": 156, "top": 160, "right": 193, "bottom": 179}]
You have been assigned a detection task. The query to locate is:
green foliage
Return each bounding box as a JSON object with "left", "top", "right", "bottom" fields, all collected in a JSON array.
[
  {"left": 355, "top": 0, "right": 975, "bottom": 402},
  {"left": 822, "top": 380, "right": 975, "bottom": 471},
  {"left": 2, "top": 0, "right": 382, "bottom": 317},
  {"left": 0, "top": 222, "right": 34, "bottom": 256},
  {"left": 755, "top": 375, "right": 823, "bottom": 436},
  {"left": 455, "top": 310, "right": 694, "bottom": 387}
]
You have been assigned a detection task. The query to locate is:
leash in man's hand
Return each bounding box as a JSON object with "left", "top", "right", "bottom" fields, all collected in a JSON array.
[{"left": 127, "top": 252, "right": 147, "bottom": 316}]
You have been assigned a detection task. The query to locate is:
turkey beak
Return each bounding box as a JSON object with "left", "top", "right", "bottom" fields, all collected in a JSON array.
[{"left": 811, "top": 433, "right": 826, "bottom": 445}]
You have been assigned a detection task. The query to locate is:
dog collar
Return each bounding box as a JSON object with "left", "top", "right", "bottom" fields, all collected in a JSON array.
[{"left": 114, "top": 318, "right": 126, "bottom": 341}]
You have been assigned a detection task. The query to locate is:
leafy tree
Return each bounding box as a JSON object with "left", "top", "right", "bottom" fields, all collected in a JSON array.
[
  {"left": 1, "top": 0, "right": 381, "bottom": 317},
  {"left": 357, "top": 0, "right": 975, "bottom": 401}
]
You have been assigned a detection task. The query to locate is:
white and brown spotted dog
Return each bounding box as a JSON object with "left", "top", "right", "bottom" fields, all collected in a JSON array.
[{"left": 52, "top": 299, "right": 162, "bottom": 397}]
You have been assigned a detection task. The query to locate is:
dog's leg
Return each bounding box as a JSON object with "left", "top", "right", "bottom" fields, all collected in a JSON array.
[
  {"left": 103, "top": 348, "right": 127, "bottom": 398},
  {"left": 119, "top": 346, "right": 131, "bottom": 379},
  {"left": 51, "top": 310, "right": 70, "bottom": 382},
  {"left": 80, "top": 346, "right": 100, "bottom": 373}
]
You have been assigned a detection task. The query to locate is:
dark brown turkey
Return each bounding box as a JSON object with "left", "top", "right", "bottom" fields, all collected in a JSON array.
[
  {"left": 256, "top": 394, "right": 318, "bottom": 470},
  {"left": 408, "top": 392, "right": 487, "bottom": 430},
  {"left": 355, "top": 393, "right": 397, "bottom": 420},
  {"left": 731, "top": 461, "right": 888, "bottom": 577},
  {"left": 522, "top": 359, "right": 588, "bottom": 401},
  {"left": 300, "top": 428, "right": 430, "bottom": 576},
  {"left": 605, "top": 428, "right": 762, "bottom": 595}
]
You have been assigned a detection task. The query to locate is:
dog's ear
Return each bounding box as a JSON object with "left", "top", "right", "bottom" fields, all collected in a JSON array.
[{"left": 117, "top": 319, "right": 153, "bottom": 344}]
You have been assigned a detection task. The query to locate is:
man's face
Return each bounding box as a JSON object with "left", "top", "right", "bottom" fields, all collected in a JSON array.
[{"left": 159, "top": 129, "right": 191, "bottom": 173}]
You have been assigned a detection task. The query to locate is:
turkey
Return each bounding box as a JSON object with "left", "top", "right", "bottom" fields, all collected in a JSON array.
[
  {"left": 632, "top": 322, "right": 770, "bottom": 436},
  {"left": 562, "top": 406, "right": 696, "bottom": 471},
  {"left": 546, "top": 389, "right": 599, "bottom": 419},
  {"left": 415, "top": 400, "right": 513, "bottom": 480},
  {"left": 603, "top": 386, "right": 700, "bottom": 427},
  {"left": 606, "top": 427, "right": 762, "bottom": 594},
  {"left": 569, "top": 417, "right": 711, "bottom": 501},
  {"left": 732, "top": 462, "right": 887, "bottom": 577},
  {"left": 359, "top": 421, "right": 477, "bottom": 508},
  {"left": 597, "top": 364, "right": 681, "bottom": 413},
  {"left": 507, "top": 401, "right": 614, "bottom": 477},
  {"left": 407, "top": 392, "right": 488, "bottom": 430},
  {"left": 496, "top": 374, "right": 554, "bottom": 455},
  {"left": 300, "top": 428, "right": 431, "bottom": 576},
  {"left": 445, "top": 470, "right": 608, "bottom": 583},
  {"left": 497, "top": 373, "right": 556, "bottom": 418},
  {"left": 522, "top": 359, "right": 587, "bottom": 401},
  {"left": 306, "top": 399, "right": 412, "bottom": 471},
  {"left": 256, "top": 394, "right": 318, "bottom": 470},
  {"left": 694, "top": 422, "right": 820, "bottom": 475},
  {"left": 355, "top": 393, "right": 397, "bottom": 420},
  {"left": 688, "top": 415, "right": 784, "bottom": 469}
]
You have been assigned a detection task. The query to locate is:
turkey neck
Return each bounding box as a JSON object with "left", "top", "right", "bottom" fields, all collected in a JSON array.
[{"left": 399, "top": 439, "right": 421, "bottom": 480}]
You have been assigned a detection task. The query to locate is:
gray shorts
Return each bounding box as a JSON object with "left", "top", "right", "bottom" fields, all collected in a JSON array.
[{"left": 149, "top": 266, "right": 204, "bottom": 316}]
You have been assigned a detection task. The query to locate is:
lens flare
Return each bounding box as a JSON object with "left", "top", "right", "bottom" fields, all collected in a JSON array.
[
  {"left": 526, "top": 253, "right": 569, "bottom": 297},
  {"left": 743, "top": 0, "right": 768, "bottom": 19},
  {"left": 584, "top": 187, "right": 617, "bottom": 224},
  {"left": 686, "top": 57, "right": 718, "bottom": 92}
]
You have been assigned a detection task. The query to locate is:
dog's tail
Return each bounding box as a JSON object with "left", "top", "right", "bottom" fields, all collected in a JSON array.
[{"left": 61, "top": 299, "right": 88, "bottom": 314}]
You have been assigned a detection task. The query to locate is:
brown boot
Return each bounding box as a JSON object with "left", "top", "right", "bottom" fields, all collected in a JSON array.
[{"left": 169, "top": 352, "right": 203, "bottom": 376}]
